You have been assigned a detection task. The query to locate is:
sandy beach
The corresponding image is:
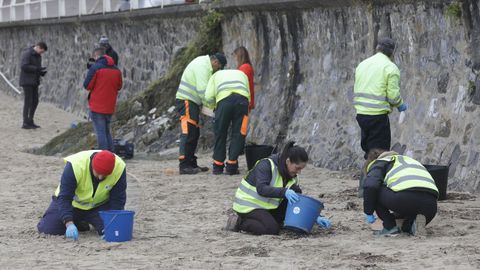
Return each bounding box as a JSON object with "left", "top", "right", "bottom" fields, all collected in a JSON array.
[{"left": 0, "top": 91, "right": 479, "bottom": 269}]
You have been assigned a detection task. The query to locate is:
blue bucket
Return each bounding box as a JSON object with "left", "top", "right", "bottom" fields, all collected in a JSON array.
[
  {"left": 99, "top": 210, "right": 135, "bottom": 242},
  {"left": 284, "top": 194, "right": 324, "bottom": 233}
]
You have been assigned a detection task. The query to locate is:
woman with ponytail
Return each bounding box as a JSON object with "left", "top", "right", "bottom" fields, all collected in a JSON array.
[{"left": 225, "top": 141, "right": 330, "bottom": 235}]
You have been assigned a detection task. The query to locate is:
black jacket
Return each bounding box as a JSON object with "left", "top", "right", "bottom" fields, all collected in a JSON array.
[
  {"left": 363, "top": 159, "right": 439, "bottom": 215},
  {"left": 105, "top": 45, "right": 119, "bottom": 66},
  {"left": 19, "top": 47, "right": 43, "bottom": 87},
  {"left": 244, "top": 154, "right": 302, "bottom": 199}
]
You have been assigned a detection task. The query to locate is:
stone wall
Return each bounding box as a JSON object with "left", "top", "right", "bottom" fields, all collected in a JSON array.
[
  {"left": 221, "top": 0, "right": 480, "bottom": 193},
  {"left": 0, "top": 7, "right": 201, "bottom": 115},
  {"left": 2, "top": 0, "right": 480, "bottom": 193}
]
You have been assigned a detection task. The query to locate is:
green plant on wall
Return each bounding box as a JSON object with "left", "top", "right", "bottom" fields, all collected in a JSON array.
[
  {"left": 35, "top": 10, "right": 224, "bottom": 156},
  {"left": 446, "top": 1, "right": 462, "bottom": 19}
]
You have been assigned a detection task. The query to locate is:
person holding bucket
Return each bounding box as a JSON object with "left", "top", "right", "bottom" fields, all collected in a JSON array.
[
  {"left": 37, "top": 150, "right": 127, "bottom": 240},
  {"left": 362, "top": 148, "right": 438, "bottom": 236},
  {"left": 225, "top": 141, "right": 331, "bottom": 235}
]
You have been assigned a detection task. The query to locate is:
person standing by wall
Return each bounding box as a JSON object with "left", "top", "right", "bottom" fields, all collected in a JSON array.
[
  {"left": 37, "top": 150, "right": 127, "bottom": 240},
  {"left": 204, "top": 69, "right": 250, "bottom": 175},
  {"left": 19, "top": 41, "right": 48, "bottom": 129},
  {"left": 354, "top": 37, "right": 407, "bottom": 158},
  {"left": 83, "top": 47, "right": 123, "bottom": 151},
  {"left": 175, "top": 53, "right": 226, "bottom": 175},
  {"left": 362, "top": 148, "right": 438, "bottom": 236},
  {"left": 99, "top": 35, "right": 119, "bottom": 66},
  {"left": 233, "top": 46, "right": 255, "bottom": 111}
]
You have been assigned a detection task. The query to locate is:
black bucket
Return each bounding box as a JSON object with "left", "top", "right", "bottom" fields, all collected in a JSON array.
[
  {"left": 245, "top": 145, "right": 276, "bottom": 170},
  {"left": 423, "top": 164, "right": 449, "bottom": 201}
]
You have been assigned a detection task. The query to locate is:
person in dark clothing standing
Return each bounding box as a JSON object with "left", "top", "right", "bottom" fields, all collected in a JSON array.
[
  {"left": 99, "top": 35, "right": 119, "bottom": 66},
  {"left": 83, "top": 47, "right": 123, "bottom": 151},
  {"left": 19, "top": 41, "right": 47, "bottom": 129},
  {"left": 225, "top": 142, "right": 331, "bottom": 235},
  {"left": 362, "top": 148, "right": 438, "bottom": 237},
  {"left": 37, "top": 150, "right": 127, "bottom": 240}
]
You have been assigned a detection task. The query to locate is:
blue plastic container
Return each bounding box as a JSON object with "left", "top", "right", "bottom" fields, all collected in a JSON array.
[
  {"left": 284, "top": 194, "right": 324, "bottom": 233},
  {"left": 99, "top": 210, "right": 135, "bottom": 242}
]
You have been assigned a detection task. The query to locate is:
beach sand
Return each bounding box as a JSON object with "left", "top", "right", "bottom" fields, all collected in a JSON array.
[{"left": 0, "top": 91, "right": 479, "bottom": 269}]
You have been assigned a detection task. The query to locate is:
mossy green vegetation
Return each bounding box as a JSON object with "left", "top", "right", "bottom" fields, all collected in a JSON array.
[
  {"left": 446, "top": 1, "right": 462, "bottom": 19},
  {"left": 35, "top": 10, "right": 224, "bottom": 156}
]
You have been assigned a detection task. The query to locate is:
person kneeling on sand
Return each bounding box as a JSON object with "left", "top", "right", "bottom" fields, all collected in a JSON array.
[
  {"left": 225, "top": 141, "right": 331, "bottom": 235},
  {"left": 37, "top": 150, "right": 127, "bottom": 240},
  {"left": 362, "top": 148, "right": 438, "bottom": 236}
]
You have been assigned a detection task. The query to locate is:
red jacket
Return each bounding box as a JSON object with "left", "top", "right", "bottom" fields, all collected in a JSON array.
[
  {"left": 83, "top": 55, "right": 122, "bottom": 114},
  {"left": 238, "top": 63, "right": 254, "bottom": 110}
]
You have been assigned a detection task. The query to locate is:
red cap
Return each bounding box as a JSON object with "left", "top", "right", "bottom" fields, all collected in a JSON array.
[{"left": 92, "top": 150, "right": 116, "bottom": 175}]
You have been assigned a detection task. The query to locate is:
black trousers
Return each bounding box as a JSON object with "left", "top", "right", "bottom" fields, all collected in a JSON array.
[
  {"left": 356, "top": 114, "right": 391, "bottom": 159},
  {"left": 23, "top": 85, "right": 39, "bottom": 125},
  {"left": 238, "top": 200, "right": 287, "bottom": 235},
  {"left": 375, "top": 186, "right": 437, "bottom": 231},
  {"left": 176, "top": 99, "right": 200, "bottom": 169},
  {"left": 213, "top": 94, "right": 249, "bottom": 164}
]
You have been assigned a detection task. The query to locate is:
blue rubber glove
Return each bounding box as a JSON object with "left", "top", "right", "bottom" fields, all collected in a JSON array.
[
  {"left": 397, "top": 103, "right": 408, "bottom": 112},
  {"left": 365, "top": 214, "right": 377, "bottom": 224},
  {"left": 316, "top": 216, "right": 331, "bottom": 229},
  {"left": 285, "top": 189, "right": 299, "bottom": 205},
  {"left": 65, "top": 223, "right": 79, "bottom": 240}
]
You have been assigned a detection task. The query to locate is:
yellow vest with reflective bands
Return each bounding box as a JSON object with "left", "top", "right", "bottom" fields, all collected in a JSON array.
[
  {"left": 233, "top": 159, "right": 297, "bottom": 214},
  {"left": 354, "top": 52, "right": 403, "bottom": 115},
  {"left": 175, "top": 55, "right": 213, "bottom": 105},
  {"left": 204, "top": 69, "right": 250, "bottom": 110},
  {"left": 367, "top": 155, "right": 438, "bottom": 196},
  {"left": 55, "top": 150, "right": 126, "bottom": 210}
]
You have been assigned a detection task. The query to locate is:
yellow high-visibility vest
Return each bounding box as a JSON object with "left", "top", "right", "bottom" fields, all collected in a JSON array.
[
  {"left": 175, "top": 55, "right": 213, "bottom": 105},
  {"left": 55, "top": 150, "right": 126, "bottom": 210},
  {"left": 233, "top": 159, "right": 297, "bottom": 214}
]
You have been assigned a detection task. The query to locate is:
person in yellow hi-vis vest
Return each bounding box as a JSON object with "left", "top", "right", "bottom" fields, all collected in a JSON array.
[
  {"left": 176, "top": 53, "right": 227, "bottom": 175},
  {"left": 354, "top": 37, "right": 407, "bottom": 160},
  {"left": 204, "top": 69, "right": 250, "bottom": 175},
  {"left": 362, "top": 148, "right": 438, "bottom": 237},
  {"left": 224, "top": 142, "right": 331, "bottom": 235},
  {"left": 37, "top": 150, "right": 126, "bottom": 241}
]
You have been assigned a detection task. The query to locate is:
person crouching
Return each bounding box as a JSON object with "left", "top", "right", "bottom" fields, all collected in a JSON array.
[
  {"left": 362, "top": 148, "right": 438, "bottom": 236},
  {"left": 37, "top": 150, "right": 127, "bottom": 240}
]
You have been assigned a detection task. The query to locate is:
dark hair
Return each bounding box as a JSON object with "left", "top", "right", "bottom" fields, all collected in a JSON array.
[
  {"left": 376, "top": 37, "right": 395, "bottom": 57},
  {"left": 233, "top": 46, "right": 251, "bottom": 66},
  {"left": 278, "top": 141, "right": 308, "bottom": 180},
  {"left": 363, "top": 148, "right": 388, "bottom": 174},
  {"left": 36, "top": 41, "right": 48, "bottom": 51},
  {"left": 93, "top": 47, "right": 106, "bottom": 56},
  {"left": 211, "top": 52, "right": 227, "bottom": 69}
]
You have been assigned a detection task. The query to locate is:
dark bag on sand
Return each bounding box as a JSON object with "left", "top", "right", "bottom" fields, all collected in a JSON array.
[{"left": 113, "top": 139, "right": 134, "bottom": 159}]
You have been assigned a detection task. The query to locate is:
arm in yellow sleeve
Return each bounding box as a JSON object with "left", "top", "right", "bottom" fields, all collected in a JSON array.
[
  {"left": 385, "top": 66, "right": 403, "bottom": 107},
  {"left": 203, "top": 75, "right": 216, "bottom": 110}
]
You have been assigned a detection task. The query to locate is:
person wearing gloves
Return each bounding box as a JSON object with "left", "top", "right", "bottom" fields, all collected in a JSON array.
[
  {"left": 175, "top": 53, "right": 227, "bottom": 175},
  {"left": 37, "top": 150, "right": 127, "bottom": 240},
  {"left": 204, "top": 69, "right": 250, "bottom": 175},
  {"left": 225, "top": 141, "right": 331, "bottom": 235},
  {"left": 354, "top": 37, "right": 407, "bottom": 159},
  {"left": 362, "top": 148, "right": 438, "bottom": 236},
  {"left": 353, "top": 37, "right": 407, "bottom": 197}
]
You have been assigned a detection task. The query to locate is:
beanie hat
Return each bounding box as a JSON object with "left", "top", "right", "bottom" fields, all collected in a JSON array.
[
  {"left": 99, "top": 35, "right": 109, "bottom": 45},
  {"left": 92, "top": 150, "right": 116, "bottom": 175},
  {"left": 214, "top": 52, "right": 227, "bottom": 69}
]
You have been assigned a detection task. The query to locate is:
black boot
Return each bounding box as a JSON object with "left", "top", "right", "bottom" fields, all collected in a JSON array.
[
  {"left": 179, "top": 157, "right": 200, "bottom": 175},
  {"left": 226, "top": 162, "right": 240, "bottom": 175},
  {"left": 213, "top": 163, "right": 224, "bottom": 175},
  {"left": 192, "top": 156, "right": 209, "bottom": 172}
]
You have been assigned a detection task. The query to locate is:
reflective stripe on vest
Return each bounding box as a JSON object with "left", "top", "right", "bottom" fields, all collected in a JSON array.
[
  {"left": 54, "top": 150, "right": 126, "bottom": 210},
  {"left": 379, "top": 155, "right": 438, "bottom": 194},
  {"left": 232, "top": 159, "right": 297, "bottom": 214},
  {"left": 216, "top": 80, "right": 250, "bottom": 97}
]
